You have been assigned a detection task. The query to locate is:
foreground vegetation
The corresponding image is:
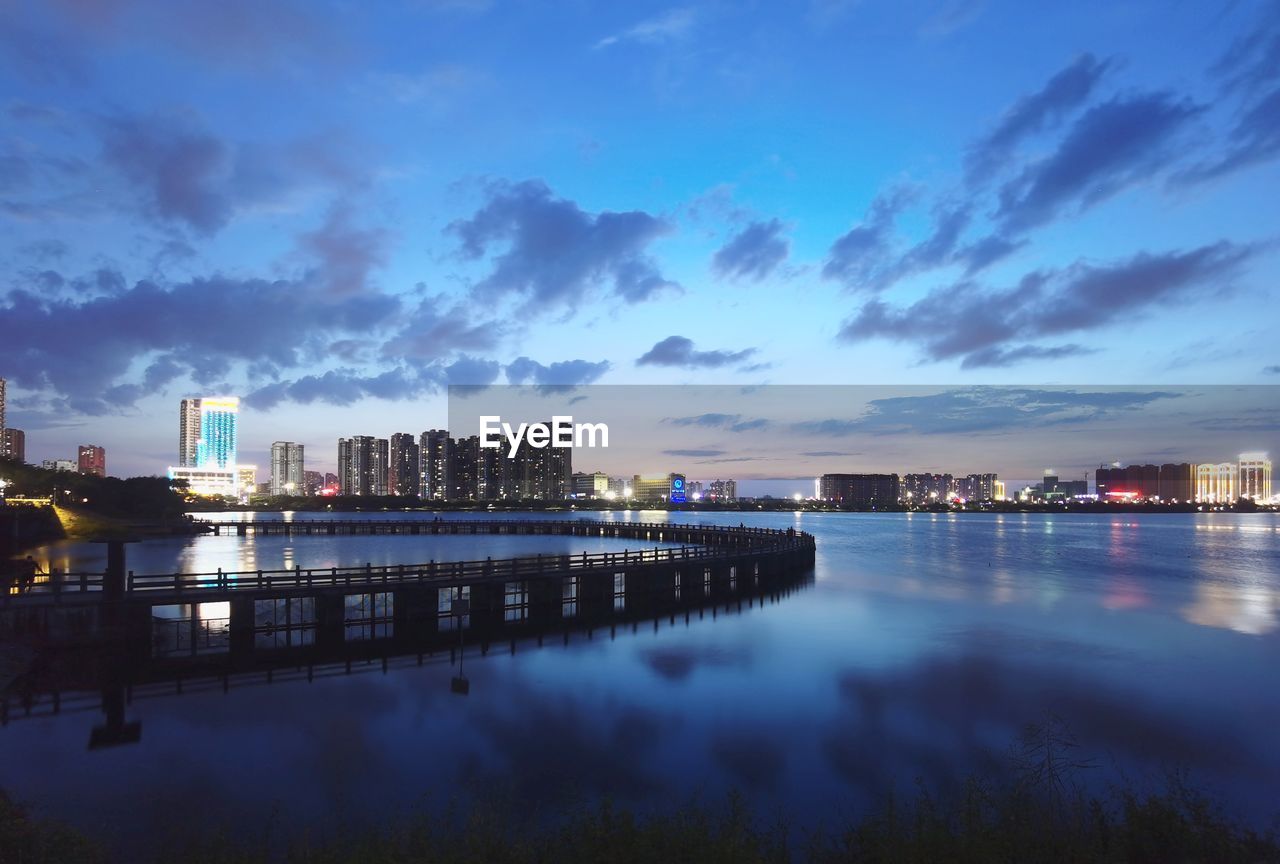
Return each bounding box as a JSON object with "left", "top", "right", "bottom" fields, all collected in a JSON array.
[{"left": 4, "top": 722, "right": 1277, "bottom": 863}]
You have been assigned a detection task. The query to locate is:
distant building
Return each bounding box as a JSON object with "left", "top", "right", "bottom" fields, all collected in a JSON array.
[
  {"left": 956, "top": 473, "right": 998, "bottom": 502},
  {"left": 270, "top": 442, "right": 305, "bottom": 496},
  {"left": 77, "top": 444, "right": 106, "bottom": 477},
  {"left": 1238, "top": 453, "right": 1272, "bottom": 501},
  {"left": 2, "top": 427, "right": 25, "bottom": 463},
  {"left": 168, "top": 466, "right": 238, "bottom": 497},
  {"left": 338, "top": 436, "right": 389, "bottom": 496},
  {"left": 572, "top": 471, "right": 611, "bottom": 498},
  {"left": 237, "top": 465, "right": 258, "bottom": 498},
  {"left": 687, "top": 480, "right": 704, "bottom": 498},
  {"left": 632, "top": 473, "right": 678, "bottom": 502},
  {"left": 707, "top": 479, "right": 737, "bottom": 502},
  {"left": 0, "top": 377, "right": 6, "bottom": 436},
  {"left": 323, "top": 472, "right": 338, "bottom": 490},
  {"left": 1196, "top": 462, "right": 1237, "bottom": 503},
  {"left": 303, "top": 470, "right": 324, "bottom": 495},
  {"left": 42, "top": 458, "right": 77, "bottom": 472},
  {"left": 820, "top": 473, "right": 900, "bottom": 508},
  {"left": 419, "top": 430, "right": 451, "bottom": 499},
  {"left": 177, "top": 396, "right": 240, "bottom": 470},
  {"left": 1158, "top": 463, "right": 1194, "bottom": 502},
  {"left": 902, "top": 473, "right": 953, "bottom": 502},
  {"left": 388, "top": 433, "right": 420, "bottom": 496}
]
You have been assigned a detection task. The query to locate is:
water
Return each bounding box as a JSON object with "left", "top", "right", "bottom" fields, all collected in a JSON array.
[{"left": 3, "top": 510, "right": 1278, "bottom": 853}]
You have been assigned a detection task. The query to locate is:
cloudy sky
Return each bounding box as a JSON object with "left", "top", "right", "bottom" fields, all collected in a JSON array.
[{"left": 1, "top": 0, "right": 1277, "bottom": 478}]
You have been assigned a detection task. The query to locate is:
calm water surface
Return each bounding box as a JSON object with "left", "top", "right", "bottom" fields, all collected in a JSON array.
[{"left": 2, "top": 510, "right": 1278, "bottom": 851}]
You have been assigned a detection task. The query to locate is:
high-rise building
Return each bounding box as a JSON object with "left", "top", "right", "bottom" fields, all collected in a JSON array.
[
  {"left": 178, "top": 396, "right": 240, "bottom": 468},
  {"left": 448, "top": 435, "right": 480, "bottom": 500},
  {"left": 388, "top": 433, "right": 420, "bottom": 497},
  {"left": 902, "top": 473, "right": 954, "bottom": 502},
  {"left": 419, "top": 430, "right": 452, "bottom": 499},
  {"left": 2, "top": 427, "right": 25, "bottom": 463},
  {"left": 956, "top": 473, "right": 998, "bottom": 502},
  {"left": 1196, "top": 462, "right": 1238, "bottom": 503},
  {"left": 303, "top": 470, "right": 324, "bottom": 495},
  {"left": 270, "top": 442, "right": 305, "bottom": 496},
  {"left": 323, "top": 472, "right": 338, "bottom": 490},
  {"left": 707, "top": 479, "right": 737, "bottom": 501},
  {"left": 77, "top": 444, "right": 106, "bottom": 477},
  {"left": 1158, "top": 463, "right": 1194, "bottom": 502},
  {"left": 237, "top": 465, "right": 258, "bottom": 498},
  {"left": 820, "top": 473, "right": 900, "bottom": 508},
  {"left": 338, "top": 436, "right": 389, "bottom": 496},
  {"left": 0, "top": 376, "right": 6, "bottom": 435},
  {"left": 1238, "top": 453, "right": 1272, "bottom": 502}
]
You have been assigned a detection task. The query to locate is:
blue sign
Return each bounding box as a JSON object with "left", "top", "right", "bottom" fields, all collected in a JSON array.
[{"left": 670, "top": 475, "right": 686, "bottom": 503}]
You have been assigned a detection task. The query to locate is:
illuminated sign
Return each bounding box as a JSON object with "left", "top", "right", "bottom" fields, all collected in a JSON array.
[{"left": 670, "top": 474, "right": 686, "bottom": 504}]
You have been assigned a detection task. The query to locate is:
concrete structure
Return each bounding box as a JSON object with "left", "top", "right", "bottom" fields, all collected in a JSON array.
[
  {"left": 338, "top": 436, "right": 389, "bottom": 496},
  {"left": 389, "top": 433, "right": 420, "bottom": 497},
  {"left": 1238, "top": 453, "right": 1272, "bottom": 502},
  {"left": 168, "top": 466, "right": 238, "bottom": 497},
  {"left": 2, "top": 428, "right": 24, "bottom": 463},
  {"left": 820, "top": 473, "right": 900, "bottom": 508},
  {"left": 902, "top": 473, "right": 953, "bottom": 502},
  {"left": 77, "top": 444, "right": 106, "bottom": 477},
  {"left": 1196, "top": 462, "right": 1238, "bottom": 503},
  {"left": 270, "top": 442, "right": 305, "bottom": 496},
  {"left": 707, "top": 479, "right": 737, "bottom": 502}
]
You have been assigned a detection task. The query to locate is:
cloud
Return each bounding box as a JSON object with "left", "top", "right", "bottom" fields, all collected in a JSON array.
[
  {"left": 636, "top": 336, "right": 757, "bottom": 369},
  {"left": 0, "top": 270, "right": 401, "bottom": 412},
  {"left": 957, "top": 343, "right": 1093, "bottom": 369},
  {"left": 243, "top": 355, "right": 501, "bottom": 410},
  {"left": 791, "top": 388, "right": 1183, "bottom": 437},
  {"left": 956, "top": 234, "right": 1027, "bottom": 275},
  {"left": 97, "top": 110, "right": 363, "bottom": 235},
  {"left": 712, "top": 219, "right": 789, "bottom": 281},
  {"left": 665, "top": 413, "right": 771, "bottom": 433},
  {"left": 381, "top": 295, "right": 500, "bottom": 361},
  {"left": 449, "top": 179, "right": 678, "bottom": 311},
  {"left": 840, "top": 242, "right": 1252, "bottom": 367},
  {"left": 505, "top": 357, "right": 611, "bottom": 387},
  {"left": 594, "top": 8, "right": 696, "bottom": 50},
  {"left": 821, "top": 185, "right": 917, "bottom": 291},
  {"left": 1264, "top": 365, "right": 1280, "bottom": 375},
  {"left": 966, "top": 54, "right": 1112, "bottom": 186},
  {"left": 296, "top": 206, "right": 390, "bottom": 296},
  {"left": 996, "top": 92, "right": 1203, "bottom": 232},
  {"left": 662, "top": 448, "right": 728, "bottom": 458},
  {"left": 1176, "top": 88, "right": 1280, "bottom": 183}
]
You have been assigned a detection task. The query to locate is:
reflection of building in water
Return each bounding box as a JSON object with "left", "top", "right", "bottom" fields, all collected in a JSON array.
[{"left": 1182, "top": 582, "right": 1277, "bottom": 636}]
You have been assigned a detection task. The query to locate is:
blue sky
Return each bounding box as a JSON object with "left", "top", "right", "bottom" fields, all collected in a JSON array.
[{"left": 1, "top": 0, "right": 1278, "bottom": 477}]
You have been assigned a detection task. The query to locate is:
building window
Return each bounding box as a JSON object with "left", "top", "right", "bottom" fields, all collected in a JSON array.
[{"left": 345, "top": 592, "right": 393, "bottom": 641}]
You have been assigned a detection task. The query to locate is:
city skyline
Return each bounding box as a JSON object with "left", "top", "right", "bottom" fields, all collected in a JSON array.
[{"left": 2, "top": 2, "right": 1279, "bottom": 476}]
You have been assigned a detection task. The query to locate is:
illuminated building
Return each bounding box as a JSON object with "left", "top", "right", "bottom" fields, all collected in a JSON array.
[
  {"left": 419, "top": 429, "right": 451, "bottom": 499},
  {"left": 0, "top": 376, "right": 5, "bottom": 435},
  {"left": 572, "top": 471, "right": 611, "bottom": 498},
  {"left": 178, "top": 396, "right": 240, "bottom": 469},
  {"left": 270, "top": 442, "right": 305, "bottom": 496},
  {"left": 303, "top": 470, "right": 324, "bottom": 495},
  {"left": 169, "top": 466, "right": 237, "bottom": 497},
  {"left": 993, "top": 480, "right": 1006, "bottom": 501},
  {"left": 707, "top": 479, "right": 737, "bottom": 501},
  {"left": 77, "top": 444, "right": 106, "bottom": 477},
  {"left": 338, "top": 436, "right": 388, "bottom": 496},
  {"left": 902, "top": 473, "right": 953, "bottom": 502},
  {"left": 1196, "top": 462, "right": 1237, "bottom": 503},
  {"left": 2, "top": 428, "right": 24, "bottom": 463},
  {"left": 42, "top": 459, "right": 76, "bottom": 472},
  {"left": 388, "top": 433, "right": 420, "bottom": 496},
  {"left": 1238, "top": 453, "right": 1272, "bottom": 501},
  {"left": 956, "top": 473, "right": 998, "bottom": 502},
  {"left": 237, "top": 465, "right": 258, "bottom": 497},
  {"left": 631, "top": 473, "right": 680, "bottom": 501}
]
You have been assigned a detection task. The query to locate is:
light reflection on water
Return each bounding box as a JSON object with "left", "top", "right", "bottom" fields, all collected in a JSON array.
[{"left": 2, "top": 509, "right": 1278, "bottom": 852}]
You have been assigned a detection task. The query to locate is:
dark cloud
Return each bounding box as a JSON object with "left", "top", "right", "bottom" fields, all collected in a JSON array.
[
  {"left": 958, "top": 343, "right": 1092, "bottom": 369},
  {"left": 966, "top": 53, "right": 1112, "bottom": 186},
  {"left": 636, "top": 336, "right": 757, "bottom": 369},
  {"left": 1176, "top": 88, "right": 1280, "bottom": 183},
  {"left": 840, "top": 242, "right": 1250, "bottom": 367},
  {"left": 821, "top": 186, "right": 916, "bottom": 291},
  {"left": 449, "top": 179, "right": 677, "bottom": 311},
  {"left": 791, "top": 388, "right": 1183, "bottom": 437},
  {"left": 956, "top": 234, "right": 1027, "bottom": 275},
  {"left": 664, "top": 413, "right": 771, "bottom": 432},
  {"left": 711, "top": 218, "right": 789, "bottom": 281},
  {"left": 296, "top": 206, "right": 389, "bottom": 296},
  {"left": 98, "top": 111, "right": 364, "bottom": 235},
  {"left": 505, "top": 356, "right": 611, "bottom": 387},
  {"left": 381, "top": 295, "right": 499, "bottom": 361},
  {"left": 1264, "top": 365, "right": 1280, "bottom": 375},
  {"left": 662, "top": 448, "right": 728, "bottom": 458},
  {"left": 243, "top": 356, "right": 501, "bottom": 410},
  {"left": 996, "top": 93, "right": 1203, "bottom": 232},
  {"left": 0, "top": 270, "right": 401, "bottom": 412}
]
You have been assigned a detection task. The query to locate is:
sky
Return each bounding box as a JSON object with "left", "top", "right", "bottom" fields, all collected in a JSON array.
[{"left": 1, "top": 0, "right": 1278, "bottom": 481}]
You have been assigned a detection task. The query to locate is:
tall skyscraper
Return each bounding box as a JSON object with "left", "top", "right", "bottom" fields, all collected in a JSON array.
[
  {"left": 77, "top": 444, "right": 106, "bottom": 477},
  {"left": 820, "top": 473, "right": 900, "bottom": 508},
  {"left": 0, "top": 376, "right": 6, "bottom": 435},
  {"left": 178, "top": 396, "right": 240, "bottom": 468},
  {"left": 270, "top": 441, "right": 305, "bottom": 496},
  {"left": 388, "top": 433, "right": 420, "bottom": 496},
  {"left": 419, "top": 429, "right": 452, "bottom": 499},
  {"left": 1238, "top": 453, "right": 1272, "bottom": 501},
  {"left": 338, "top": 436, "right": 389, "bottom": 496}
]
